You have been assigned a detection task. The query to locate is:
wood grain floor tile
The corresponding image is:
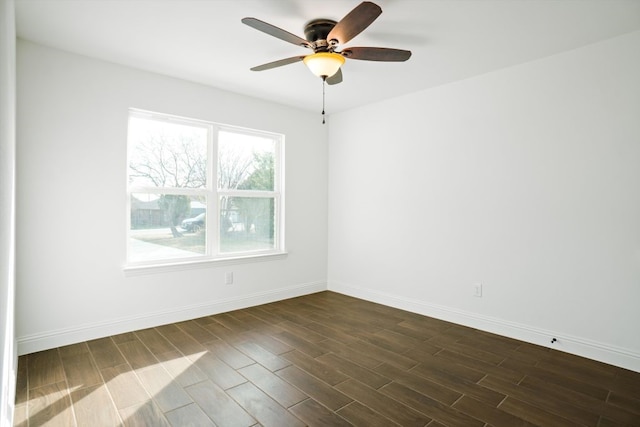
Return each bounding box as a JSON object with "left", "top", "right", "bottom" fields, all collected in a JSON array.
[
  {"left": 226, "top": 382, "right": 305, "bottom": 427},
  {"left": 164, "top": 403, "right": 216, "bottom": 427},
  {"left": 273, "top": 330, "right": 328, "bottom": 358},
  {"left": 282, "top": 350, "right": 349, "bottom": 386},
  {"left": 387, "top": 321, "right": 440, "bottom": 342},
  {"left": 403, "top": 344, "right": 444, "bottom": 364},
  {"left": 517, "top": 374, "right": 606, "bottom": 416},
  {"left": 199, "top": 318, "right": 238, "bottom": 342},
  {"left": 480, "top": 374, "right": 600, "bottom": 426},
  {"left": 28, "top": 382, "right": 75, "bottom": 427},
  {"left": 346, "top": 338, "right": 418, "bottom": 370},
  {"left": 211, "top": 313, "right": 253, "bottom": 333},
  {"left": 335, "top": 379, "right": 431, "bottom": 426},
  {"left": 304, "top": 321, "right": 360, "bottom": 346},
  {"left": 134, "top": 328, "right": 177, "bottom": 355},
  {"left": 607, "top": 391, "right": 640, "bottom": 415},
  {"left": 316, "top": 352, "right": 391, "bottom": 389},
  {"left": 452, "top": 395, "right": 536, "bottom": 427},
  {"left": 379, "top": 381, "right": 482, "bottom": 427},
  {"left": 111, "top": 332, "right": 138, "bottom": 345},
  {"left": 458, "top": 331, "right": 520, "bottom": 355},
  {"left": 117, "top": 339, "right": 158, "bottom": 370},
  {"left": 135, "top": 364, "right": 192, "bottom": 412},
  {"left": 318, "top": 338, "right": 383, "bottom": 369},
  {"left": 375, "top": 362, "right": 461, "bottom": 405},
  {"left": 415, "top": 352, "right": 487, "bottom": 383},
  {"left": 190, "top": 352, "right": 247, "bottom": 390},
  {"left": 240, "top": 330, "right": 294, "bottom": 355},
  {"left": 250, "top": 305, "right": 291, "bottom": 325},
  {"left": 337, "top": 401, "right": 401, "bottom": 427},
  {"left": 593, "top": 400, "right": 640, "bottom": 425},
  {"left": 276, "top": 320, "right": 327, "bottom": 343},
  {"left": 204, "top": 339, "right": 255, "bottom": 369},
  {"left": 101, "top": 364, "right": 150, "bottom": 410},
  {"left": 87, "top": 337, "right": 126, "bottom": 370},
  {"left": 15, "top": 356, "right": 28, "bottom": 405},
  {"left": 154, "top": 350, "right": 208, "bottom": 388},
  {"left": 435, "top": 348, "right": 523, "bottom": 383},
  {"left": 234, "top": 315, "right": 284, "bottom": 337},
  {"left": 238, "top": 363, "right": 307, "bottom": 408},
  {"left": 235, "top": 341, "right": 291, "bottom": 372},
  {"left": 289, "top": 398, "right": 353, "bottom": 426},
  {"left": 58, "top": 342, "right": 89, "bottom": 359},
  {"left": 276, "top": 365, "right": 353, "bottom": 411},
  {"left": 70, "top": 384, "right": 121, "bottom": 426},
  {"left": 175, "top": 320, "right": 219, "bottom": 344},
  {"left": 27, "top": 349, "right": 65, "bottom": 389},
  {"left": 12, "top": 403, "right": 27, "bottom": 427},
  {"left": 365, "top": 328, "right": 422, "bottom": 354},
  {"left": 59, "top": 352, "right": 102, "bottom": 390},
  {"left": 156, "top": 324, "right": 206, "bottom": 356},
  {"left": 435, "top": 342, "right": 507, "bottom": 367},
  {"left": 498, "top": 396, "right": 583, "bottom": 426},
  {"left": 185, "top": 379, "right": 256, "bottom": 427},
  {"left": 119, "top": 400, "right": 170, "bottom": 427},
  {"left": 412, "top": 362, "right": 506, "bottom": 406},
  {"left": 135, "top": 328, "right": 177, "bottom": 354}
]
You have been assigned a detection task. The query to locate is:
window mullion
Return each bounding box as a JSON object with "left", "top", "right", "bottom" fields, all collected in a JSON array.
[
  {"left": 209, "top": 124, "right": 218, "bottom": 257},
  {"left": 129, "top": 187, "right": 207, "bottom": 196},
  {"left": 218, "top": 190, "right": 276, "bottom": 198}
]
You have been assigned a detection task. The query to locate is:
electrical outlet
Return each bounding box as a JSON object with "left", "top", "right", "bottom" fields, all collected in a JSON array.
[
  {"left": 474, "top": 283, "right": 482, "bottom": 297},
  {"left": 225, "top": 272, "right": 233, "bottom": 285}
]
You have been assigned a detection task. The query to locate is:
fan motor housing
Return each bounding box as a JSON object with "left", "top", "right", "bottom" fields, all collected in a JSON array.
[{"left": 304, "top": 19, "right": 337, "bottom": 50}]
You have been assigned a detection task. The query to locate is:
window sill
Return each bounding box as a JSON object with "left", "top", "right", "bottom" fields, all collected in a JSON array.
[{"left": 123, "top": 251, "right": 288, "bottom": 276}]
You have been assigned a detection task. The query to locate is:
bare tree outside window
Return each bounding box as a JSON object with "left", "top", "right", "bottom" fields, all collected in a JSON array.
[
  {"left": 217, "top": 131, "right": 276, "bottom": 253},
  {"left": 129, "top": 118, "right": 207, "bottom": 239}
]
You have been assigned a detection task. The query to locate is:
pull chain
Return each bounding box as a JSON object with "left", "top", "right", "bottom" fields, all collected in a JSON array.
[
  {"left": 322, "top": 76, "right": 327, "bottom": 124},
  {"left": 321, "top": 76, "right": 326, "bottom": 124}
]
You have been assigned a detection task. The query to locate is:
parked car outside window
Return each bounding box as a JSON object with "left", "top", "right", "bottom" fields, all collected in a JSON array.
[{"left": 181, "top": 213, "right": 205, "bottom": 232}]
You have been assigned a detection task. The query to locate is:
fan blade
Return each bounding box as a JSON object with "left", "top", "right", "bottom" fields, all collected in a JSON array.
[
  {"left": 342, "top": 47, "right": 411, "bottom": 62},
  {"left": 327, "top": 1, "right": 382, "bottom": 45},
  {"left": 242, "top": 17, "right": 311, "bottom": 48},
  {"left": 327, "top": 69, "right": 343, "bottom": 85},
  {"left": 250, "top": 56, "right": 305, "bottom": 71}
]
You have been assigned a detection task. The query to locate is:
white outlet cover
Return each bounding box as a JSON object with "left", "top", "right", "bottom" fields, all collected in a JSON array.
[{"left": 474, "top": 283, "right": 482, "bottom": 297}]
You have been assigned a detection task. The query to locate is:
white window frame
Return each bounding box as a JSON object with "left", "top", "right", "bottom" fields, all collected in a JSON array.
[{"left": 125, "top": 109, "right": 285, "bottom": 272}]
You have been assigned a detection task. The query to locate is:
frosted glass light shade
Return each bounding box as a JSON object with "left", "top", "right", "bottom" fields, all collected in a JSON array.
[{"left": 303, "top": 52, "right": 345, "bottom": 78}]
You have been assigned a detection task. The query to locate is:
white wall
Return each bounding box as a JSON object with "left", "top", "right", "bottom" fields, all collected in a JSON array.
[
  {"left": 16, "top": 41, "right": 328, "bottom": 354},
  {"left": 328, "top": 31, "right": 640, "bottom": 372},
  {"left": 0, "top": 0, "right": 17, "bottom": 425}
]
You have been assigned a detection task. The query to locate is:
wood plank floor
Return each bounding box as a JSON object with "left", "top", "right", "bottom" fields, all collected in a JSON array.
[{"left": 13, "top": 291, "right": 640, "bottom": 426}]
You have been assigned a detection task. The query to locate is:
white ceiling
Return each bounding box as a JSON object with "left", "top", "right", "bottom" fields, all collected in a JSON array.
[{"left": 15, "top": 0, "right": 640, "bottom": 114}]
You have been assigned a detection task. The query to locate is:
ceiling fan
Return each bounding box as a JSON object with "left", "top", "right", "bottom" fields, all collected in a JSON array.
[{"left": 241, "top": 1, "right": 412, "bottom": 86}]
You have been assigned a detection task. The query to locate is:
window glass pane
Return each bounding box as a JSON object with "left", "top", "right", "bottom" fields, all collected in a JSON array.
[
  {"left": 220, "top": 196, "right": 275, "bottom": 253},
  {"left": 129, "top": 116, "right": 208, "bottom": 189},
  {"left": 130, "top": 193, "right": 206, "bottom": 262},
  {"left": 218, "top": 131, "right": 275, "bottom": 191}
]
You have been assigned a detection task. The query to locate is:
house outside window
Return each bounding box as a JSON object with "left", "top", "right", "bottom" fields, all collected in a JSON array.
[{"left": 127, "top": 109, "right": 284, "bottom": 266}]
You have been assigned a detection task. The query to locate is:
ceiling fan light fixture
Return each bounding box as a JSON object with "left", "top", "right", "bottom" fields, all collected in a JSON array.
[{"left": 303, "top": 52, "right": 345, "bottom": 78}]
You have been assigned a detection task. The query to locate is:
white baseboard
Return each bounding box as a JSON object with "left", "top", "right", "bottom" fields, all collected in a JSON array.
[
  {"left": 328, "top": 281, "right": 640, "bottom": 373},
  {"left": 17, "top": 281, "right": 327, "bottom": 355}
]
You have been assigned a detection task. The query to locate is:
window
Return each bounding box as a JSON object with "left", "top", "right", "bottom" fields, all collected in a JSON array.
[{"left": 127, "top": 109, "right": 283, "bottom": 266}]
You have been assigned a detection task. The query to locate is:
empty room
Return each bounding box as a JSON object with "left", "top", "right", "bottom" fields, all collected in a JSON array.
[{"left": 1, "top": 0, "right": 640, "bottom": 426}]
